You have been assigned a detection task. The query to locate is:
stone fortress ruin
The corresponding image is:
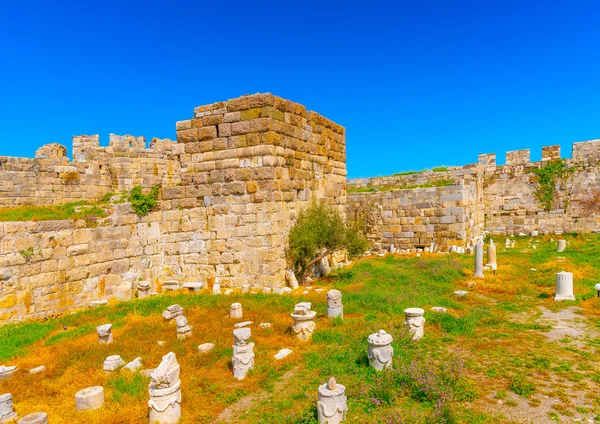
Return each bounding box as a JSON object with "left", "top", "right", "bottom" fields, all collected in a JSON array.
[{"left": 0, "top": 92, "right": 599, "bottom": 322}]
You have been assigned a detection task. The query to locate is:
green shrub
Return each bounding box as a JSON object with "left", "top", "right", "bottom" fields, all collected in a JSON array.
[
  {"left": 129, "top": 186, "right": 160, "bottom": 217},
  {"left": 288, "top": 201, "right": 368, "bottom": 283},
  {"left": 509, "top": 375, "right": 536, "bottom": 397}
]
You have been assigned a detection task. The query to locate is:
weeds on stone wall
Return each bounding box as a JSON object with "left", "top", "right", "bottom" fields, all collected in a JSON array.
[
  {"left": 129, "top": 186, "right": 160, "bottom": 217},
  {"left": 532, "top": 159, "right": 573, "bottom": 211},
  {"left": 18, "top": 246, "right": 34, "bottom": 263}
]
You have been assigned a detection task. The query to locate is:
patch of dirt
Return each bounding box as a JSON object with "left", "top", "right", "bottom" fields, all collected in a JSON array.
[
  {"left": 214, "top": 367, "right": 298, "bottom": 423},
  {"left": 536, "top": 306, "right": 597, "bottom": 347}
]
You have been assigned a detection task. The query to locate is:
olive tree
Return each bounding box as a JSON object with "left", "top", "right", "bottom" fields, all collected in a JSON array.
[{"left": 288, "top": 201, "right": 369, "bottom": 283}]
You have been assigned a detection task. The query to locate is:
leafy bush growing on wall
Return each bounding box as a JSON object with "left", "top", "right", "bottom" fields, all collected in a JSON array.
[
  {"left": 129, "top": 186, "right": 160, "bottom": 217},
  {"left": 532, "top": 159, "right": 572, "bottom": 212},
  {"left": 288, "top": 201, "right": 369, "bottom": 283}
]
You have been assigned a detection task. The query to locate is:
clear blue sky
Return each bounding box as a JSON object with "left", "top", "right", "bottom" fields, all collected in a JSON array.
[{"left": 1, "top": 1, "right": 598, "bottom": 178}]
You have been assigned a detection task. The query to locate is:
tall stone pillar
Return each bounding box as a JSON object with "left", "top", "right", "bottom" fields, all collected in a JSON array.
[
  {"left": 557, "top": 240, "right": 566, "bottom": 253},
  {"left": 555, "top": 271, "right": 575, "bottom": 301},
  {"left": 474, "top": 243, "right": 484, "bottom": 278}
]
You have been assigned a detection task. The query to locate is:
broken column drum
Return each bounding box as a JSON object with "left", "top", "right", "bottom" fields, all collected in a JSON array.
[
  {"left": 103, "top": 355, "right": 125, "bottom": 372},
  {"left": 176, "top": 316, "right": 192, "bottom": 340},
  {"left": 232, "top": 328, "right": 255, "bottom": 381},
  {"left": 0, "top": 393, "right": 17, "bottom": 422},
  {"left": 555, "top": 271, "right": 575, "bottom": 301},
  {"left": 367, "top": 330, "right": 394, "bottom": 371},
  {"left": 96, "top": 323, "right": 113, "bottom": 344},
  {"left": 291, "top": 302, "right": 317, "bottom": 341},
  {"left": 317, "top": 377, "right": 348, "bottom": 424},
  {"left": 474, "top": 242, "right": 484, "bottom": 278},
  {"left": 404, "top": 308, "right": 426, "bottom": 340},
  {"left": 229, "top": 303, "right": 243, "bottom": 319},
  {"left": 326, "top": 290, "right": 343, "bottom": 319},
  {"left": 487, "top": 240, "right": 497, "bottom": 267},
  {"left": 557, "top": 239, "right": 566, "bottom": 253},
  {"left": 162, "top": 305, "right": 183, "bottom": 324},
  {"left": 148, "top": 352, "right": 181, "bottom": 424},
  {"left": 137, "top": 281, "right": 151, "bottom": 299}
]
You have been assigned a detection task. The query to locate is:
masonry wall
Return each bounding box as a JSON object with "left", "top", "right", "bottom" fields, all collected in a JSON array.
[
  {"left": 0, "top": 136, "right": 181, "bottom": 207},
  {"left": 347, "top": 182, "right": 484, "bottom": 251},
  {"left": 0, "top": 93, "right": 346, "bottom": 321},
  {"left": 482, "top": 141, "right": 600, "bottom": 234}
]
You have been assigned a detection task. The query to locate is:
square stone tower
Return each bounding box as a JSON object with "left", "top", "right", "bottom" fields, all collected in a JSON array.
[{"left": 170, "top": 93, "right": 346, "bottom": 288}]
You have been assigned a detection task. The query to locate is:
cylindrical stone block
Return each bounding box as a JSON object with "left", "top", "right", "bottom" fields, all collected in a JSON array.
[
  {"left": 557, "top": 240, "right": 566, "bottom": 253},
  {"left": 75, "top": 386, "right": 104, "bottom": 411},
  {"left": 555, "top": 271, "right": 575, "bottom": 301},
  {"left": 18, "top": 413, "right": 48, "bottom": 424},
  {"left": 474, "top": 243, "right": 484, "bottom": 278}
]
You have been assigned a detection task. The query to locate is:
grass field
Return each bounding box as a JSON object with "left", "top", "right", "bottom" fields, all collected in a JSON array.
[{"left": 2, "top": 234, "right": 600, "bottom": 423}]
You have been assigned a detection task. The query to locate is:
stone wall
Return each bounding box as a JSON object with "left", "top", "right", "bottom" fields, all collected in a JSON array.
[
  {"left": 0, "top": 135, "right": 181, "bottom": 207},
  {"left": 482, "top": 142, "right": 600, "bottom": 235},
  {"left": 0, "top": 93, "right": 346, "bottom": 321},
  {"left": 347, "top": 182, "right": 484, "bottom": 251},
  {"left": 347, "top": 139, "right": 600, "bottom": 246}
]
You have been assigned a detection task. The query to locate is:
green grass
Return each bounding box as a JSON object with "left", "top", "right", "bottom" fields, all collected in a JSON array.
[
  {"left": 392, "top": 170, "right": 421, "bottom": 176},
  {"left": 5, "top": 234, "right": 600, "bottom": 422},
  {"left": 0, "top": 201, "right": 107, "bottom": 222}
]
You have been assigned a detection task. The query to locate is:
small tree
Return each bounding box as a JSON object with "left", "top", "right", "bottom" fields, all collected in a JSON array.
[{"left": 288, "top": 201, "right": 369, "bottom": 283}]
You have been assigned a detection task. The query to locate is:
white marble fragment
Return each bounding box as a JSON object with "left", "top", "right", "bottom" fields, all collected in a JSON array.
[
  {"left": 259, "top": 323, "right": 272, "bottom": 329},
  {"left": 17, "top": 412, "right": 48, "bottom": 424},
  {"left": 326, "top": 290, "right": 343, "bottom": 319},
  {"left": 176, "top": 316, "right": 192, "bottom": 340},
  {"left": 317, "top": 377, "right": 347, "bottom": 424},
  {"left": 28, "top": 366, "right": 46, "bottom": 375},
  {"left": 454, "top": 290, "right": 468, "bottom": 297},
  {"left": 367, "top": 330, "right": 394, "bottom": 371},
  {"left": 96, "top": 323, "right": 113, "bottom": 344},
  {"left": 404, "top": 308, "right": 426, "bottom": 340},
  {"left": 198, "top": 343, "right": 215, "bottom": 354},
  {"left": 431, "top": 307, "right": 447, "bottom": 313},
  {"left": 234, "top": 321, "right": 253, "bottom": 328},
  {"left": 148, "top": 352, "right": 181, "bottom": 424},
  {"left": 285, "top": 269, "right": 299, "bottom": 289},
  {"left": 75, "top": 386, "right": 104, "bottom": 411},
  {"left": 0, "top": 393, "right": 17, "bottom": 422},
  {"left": 103, "top": 355, "right": 125, "bottom": 372},
  {"left": 162, "top": 305, "right": 183, "bottom": 323},
  {"left": 123, "top": 357, "right": 143, "bottom": 373},
  {"left": 232, "top": 329, "right": 254, "bottom": 380},
  {"left": 274, "top": 349, "right": 293, "bottom": 360},
  {"left": 557, "top": 239, "right": 566, "bottom": 253},
  {"left": 0, "top": 366, "right": 17, "bottom": 381},
  {"left": 230, "top": 303, "right": 243, "bottom": 319},
  {"left": 555, "top": 271, "right": 575, "bottom": 301},
  {"left": 291, "top": 302, "right": 316, "bottom": 341}
]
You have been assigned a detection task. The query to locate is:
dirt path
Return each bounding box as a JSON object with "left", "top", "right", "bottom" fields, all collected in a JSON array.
[{"left": 214, "top": 368, "right": 298, "bottom": 423}]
